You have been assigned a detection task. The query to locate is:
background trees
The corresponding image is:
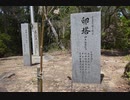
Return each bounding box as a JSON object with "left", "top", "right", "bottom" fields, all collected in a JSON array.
[
  {"left": 0, "top": 6, "right": 30, "bottom": 57},
  {"left": 0, "top": 6, "right": 130, "bottom": 57}
]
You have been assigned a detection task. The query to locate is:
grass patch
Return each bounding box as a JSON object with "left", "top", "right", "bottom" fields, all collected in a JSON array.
[{"left": 123, "top": 55, "right": 130, "bottom": 61}]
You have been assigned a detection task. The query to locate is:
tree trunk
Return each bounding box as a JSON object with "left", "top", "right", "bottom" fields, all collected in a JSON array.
[
  {"left": 39, "top": 6, "right": 65, "bottom": 50},
  {"left": 46, "top": 18, "right": 59, "bottom": 42},
  {"left": 121, "top": 7, "right": 130, "bottom": 19},
  {"left": 62, "top": 25, "right": 65, "bottom": 39},
  {"left": 44, "top": 13, "right": 65, "bottom": 50}
]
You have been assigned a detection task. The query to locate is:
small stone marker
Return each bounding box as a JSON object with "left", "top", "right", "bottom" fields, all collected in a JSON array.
[
  {"left": 71, "top": 12, "right": 101, "bottom": 83},
  {"left": 32, "top": 22, "right": 40, "bottom": 56},
  {"left": 21, "top": 23, "right": 32, "bottom": 66}
]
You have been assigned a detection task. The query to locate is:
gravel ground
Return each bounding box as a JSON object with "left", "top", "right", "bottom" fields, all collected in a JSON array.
[{"left": 0, "top": 50, "right": 130, "bottom": 92}]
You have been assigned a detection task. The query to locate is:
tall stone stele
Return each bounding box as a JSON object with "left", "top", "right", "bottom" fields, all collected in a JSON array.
[
  {"left": 21, "top": 23, "right": 32, "bottom": 66},
  {"left": 31, "top": 22, "right": 40, "bottom": 56},
  {"left": 71, "top": 12, "right": 101, "bottom": 83}
]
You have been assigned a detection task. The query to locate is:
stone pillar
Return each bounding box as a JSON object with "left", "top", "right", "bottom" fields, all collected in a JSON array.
[
  {"left": 21, "top": 23, "right": 32, "bottom": 66},
  {"left": 32, "top": 22, "right": 40, "bottom": 56},
  {"left": 71, "top": 12, "right": 101, "bottom": 83}
]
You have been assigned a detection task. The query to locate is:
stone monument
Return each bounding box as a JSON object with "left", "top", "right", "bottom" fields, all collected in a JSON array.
[
  {"left": 21, "top": 23, "right": 32, "bottom": 66},
  {"left": 71, "top": 12, "right": 101, "bottom": 83},
  {"left": 32, "top": 22, "right": 40, "bottom": 56}
]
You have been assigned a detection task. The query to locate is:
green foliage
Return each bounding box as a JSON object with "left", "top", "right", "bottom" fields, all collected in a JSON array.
[
  {"left": 0, "top": 33, "right": 11, "bottom": 57},
  {"left": 47, "top": 43, "right": 60, "bottom": 52},
  {"left": 0, "top": 40, "right": 7, "bottom": 57},
  {"left": 126, "top": 72, "right": 130, "bottom": 79},
  {"left": 123, "top": 61, "right": 130, "bottom": 85},
  {"left": 0, "top": 6, "right": 29, "bottom": 57},
  {"left": 124, "top": 71, "right": 130, "bottom": 83},
  {"left": 40, "top": 6, "right": 130, "bottom": 51},
  {"left": 117, "top": 16, "right": 130, "bottom": 50},
  {"left": 1, "top": 6, "right": 130, "bottom": 57},
  {"left": 101, "top": 6, "right": 130, "bottom": 50},
  {"left": 124, "top": 55, "right": 130, "bottom": 61},
  {"left": 123, "top": 62, "right": 130, "bottom": 78}
]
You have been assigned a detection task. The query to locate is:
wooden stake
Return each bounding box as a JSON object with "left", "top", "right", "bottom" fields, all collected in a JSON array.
[{"left": 38, "top": 7, "right": 45, "bottom": 92}]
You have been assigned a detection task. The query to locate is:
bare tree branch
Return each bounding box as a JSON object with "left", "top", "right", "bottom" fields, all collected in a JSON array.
[{"left": 121, "top": 7, "right": 130, "bottom": 19}]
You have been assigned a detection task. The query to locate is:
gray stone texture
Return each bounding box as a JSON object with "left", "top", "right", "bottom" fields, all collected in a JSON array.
[
  {"left": 21, "top": 23, "right": 32, "bottom": 66},
  {"left": 71, "top": 12, "right": 101, "bottom": 83},
  {"left": 32, "top": 23, "right": 40, "bottom": 56}
]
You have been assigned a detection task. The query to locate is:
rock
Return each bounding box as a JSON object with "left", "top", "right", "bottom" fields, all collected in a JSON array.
[{"left": 0, "top": 72, "right": 15, "bottom": 80}]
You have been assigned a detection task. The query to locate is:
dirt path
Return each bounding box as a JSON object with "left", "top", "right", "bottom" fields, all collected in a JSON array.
[{"left": 0, "top": 50, "right": 130, "bottom": 92}]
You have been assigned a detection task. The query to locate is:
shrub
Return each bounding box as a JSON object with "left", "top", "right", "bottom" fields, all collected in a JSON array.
[{"left": 0, "top": 33, "right": 11, "bottom": 57}]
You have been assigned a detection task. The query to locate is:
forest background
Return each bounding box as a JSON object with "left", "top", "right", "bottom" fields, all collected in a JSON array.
[{"left": 0, "top": 6, "right": 130, "bottom": 57}]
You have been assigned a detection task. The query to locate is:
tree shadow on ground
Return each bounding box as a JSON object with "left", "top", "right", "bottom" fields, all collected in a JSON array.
[
  {"left": 0, "top": 57, "right": 19, "bottom": 61},
  {"left": 101, "top": 49, "right": 130, "bottom": 56},
  {"left": 32, "top": 63, "right": 40, "bottom": 66}
]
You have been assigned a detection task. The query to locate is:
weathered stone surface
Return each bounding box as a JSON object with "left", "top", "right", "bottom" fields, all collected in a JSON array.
[
  {"left": 21, "top": 23, "right": 32, "bottom": 66},
  {"left": 32, "top": 23, "right": 40, "bottom": 56},
  {"left": 71, "top": 12, "right": 101, "bottom": 83}
]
